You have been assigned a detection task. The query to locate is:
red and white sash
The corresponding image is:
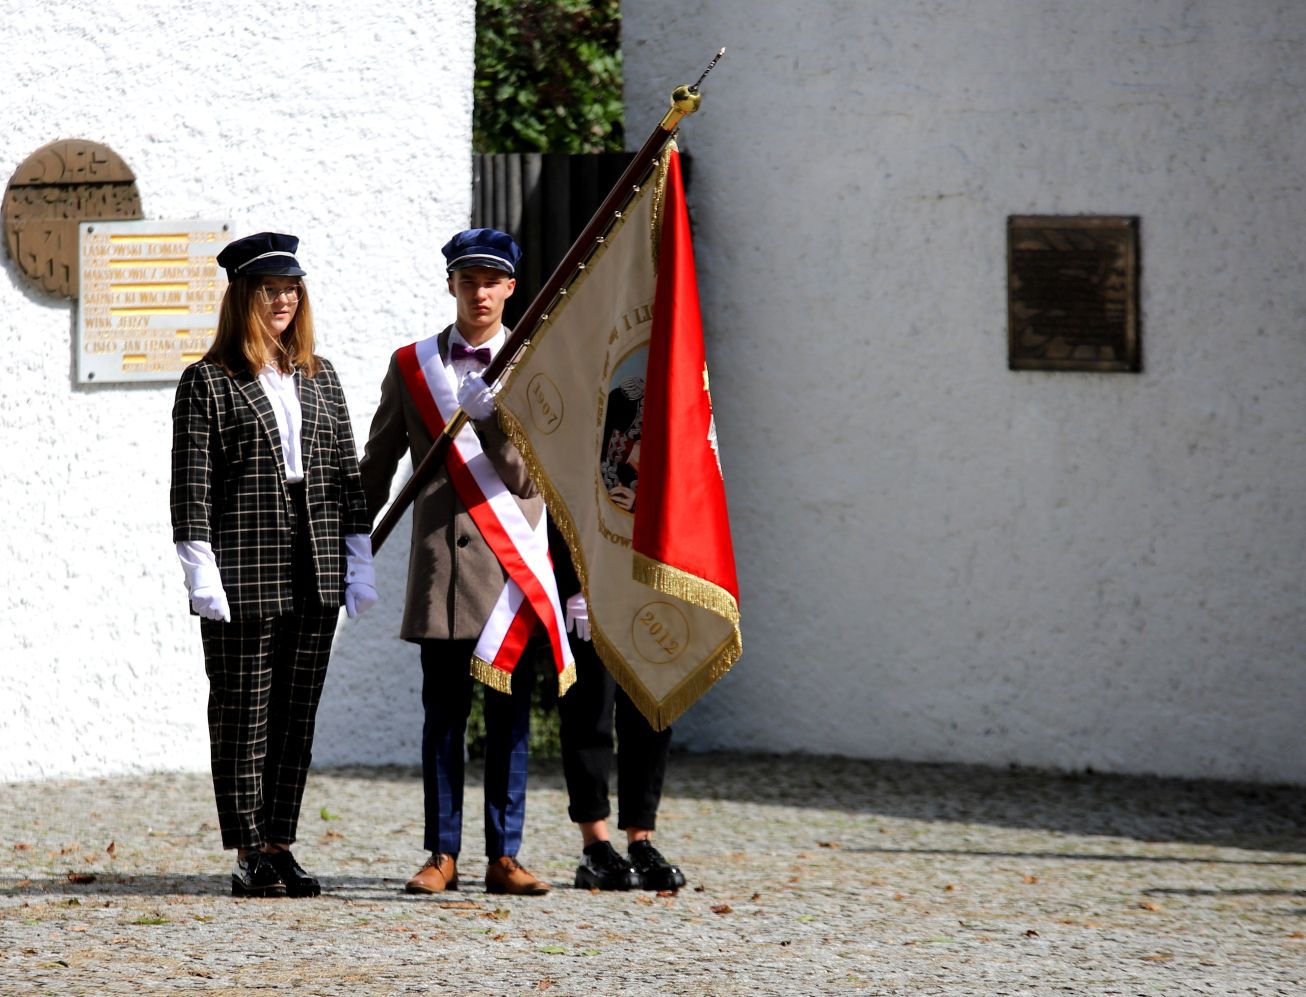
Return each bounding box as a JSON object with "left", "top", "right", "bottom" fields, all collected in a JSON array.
[{"left": 397, "top": 335, "right": 573, "bottom": 690}]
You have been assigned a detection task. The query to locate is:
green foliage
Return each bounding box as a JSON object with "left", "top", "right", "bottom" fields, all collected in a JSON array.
[
  {"left": 474, "top": 0, "right": 624, "bottom": 153},
  {"left": 465, "top": 658, "right": 563, "bottom": 759}
]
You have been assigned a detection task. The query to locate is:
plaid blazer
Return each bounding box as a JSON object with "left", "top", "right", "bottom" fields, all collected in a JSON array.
[{"left": 170, "top": 357, "right": 371, "bottom": 618}]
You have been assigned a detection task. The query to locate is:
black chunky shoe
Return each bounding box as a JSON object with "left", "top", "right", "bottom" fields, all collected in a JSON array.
[
  {"left": 231, "top": 852, "right": 286, "bottom": 898},
  {"left": 627, "top": 839, "right": 686, "bottom": 891},
  {"left": 574, "top": 840, "right": 641, "bottom": 890},
  {"left": 265, "top": 849, "right": 322, "bottom": 897}
]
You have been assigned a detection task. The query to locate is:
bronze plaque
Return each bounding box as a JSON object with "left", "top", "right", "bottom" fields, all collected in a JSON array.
[
  {"left": 3, "top": 139, "right": 143, "bottom": 298},
  {"left": 1007, "top": 215, "right": 1140, "bottom": 372}
]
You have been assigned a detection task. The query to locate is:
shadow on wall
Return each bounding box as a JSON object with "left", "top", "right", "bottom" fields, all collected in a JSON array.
[{"left": 313, "top": 752, "right": 1306, "bottom": 858}]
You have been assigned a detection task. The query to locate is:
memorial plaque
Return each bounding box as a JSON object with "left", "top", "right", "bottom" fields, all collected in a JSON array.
[
  {"left": 1007, "top": 215, "right": 1140, "bottom": 372},
  {"left": 2, "top": 140, "right": 143, "bottom": 298},
  {"left": 77, "top": 220, "right": 232, "bottom": 383}
]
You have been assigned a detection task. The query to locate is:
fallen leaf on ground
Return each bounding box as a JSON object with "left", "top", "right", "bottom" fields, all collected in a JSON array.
[
  {"left": 817, "top": 841, "right": 841, "bottom": 849},
  {"left": 1023, "top": 929, "right": 1039, "bottom": 938},
  {"left": 1023, "top": 875, "right": 1038, "bottom": 884},
  {"left": 13, "top": 843, "right": 31, "bottom": 851},
  {"left": 66, "top": 872, "right": 95, "bottom": 884},
  {"left": 106, "top": 841, "right": 116, "bottom": 856},
  {"left": 1138, "top": 901, "right": 1161, "bottom": 912},
  {"left": 711, "top": 904, "right": 733, "bottom": 915},
  {"left": 438, "top": 901, "right": 480, "bottom": 910}
]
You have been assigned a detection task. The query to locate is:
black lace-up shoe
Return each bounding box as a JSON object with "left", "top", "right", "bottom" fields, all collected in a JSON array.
[
  {"left": 574, "top": 840, "right": 641, "bottom": 890},
  {"left": 231, "top": 852, "right": 286, "bottom": 898},
  {"left": 627, "top": 839, "right": 686, "bottom": 891},
  {"left": 265, "top": 849, "right": 321, "bottom": 897}
]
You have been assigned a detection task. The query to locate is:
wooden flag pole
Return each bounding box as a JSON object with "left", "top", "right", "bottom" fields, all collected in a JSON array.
[{"left": 370, "top": 51, "right": 723, "bottom": 554}]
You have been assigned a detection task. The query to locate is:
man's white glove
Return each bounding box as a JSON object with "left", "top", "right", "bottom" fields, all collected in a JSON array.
[
  {"left": 343, "top": 534, "right": 378, "bottom": 619},
  {"left": 190, "top": 585, "right": 232, "bottom": 622},
  {"left": 565, "top": 593, "right": 590, "bottom": 642},
  {"left": 345, "top": 582, "right": 379, "bottom": 619},
  {"left": 457, "top": 373, "right": 497, "bottom": 421}
]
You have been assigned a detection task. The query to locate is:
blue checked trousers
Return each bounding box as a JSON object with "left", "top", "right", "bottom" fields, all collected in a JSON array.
[{"left": 419, "top": 640, "right": 535, "bottom": 859}]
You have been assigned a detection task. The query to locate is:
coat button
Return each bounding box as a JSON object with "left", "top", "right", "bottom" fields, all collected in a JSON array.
[{"left": 456, "top": 535, "right": 470, "bottom": 548}]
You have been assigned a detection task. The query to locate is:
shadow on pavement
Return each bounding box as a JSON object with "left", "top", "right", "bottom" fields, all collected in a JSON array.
[{"left": 326, "top": 751, "right": 1306, "bottom": 855}]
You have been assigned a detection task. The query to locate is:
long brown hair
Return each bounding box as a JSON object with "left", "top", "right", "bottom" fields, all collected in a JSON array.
[{"left": 204, "top": 276, "right": 321, "bottom": 377}]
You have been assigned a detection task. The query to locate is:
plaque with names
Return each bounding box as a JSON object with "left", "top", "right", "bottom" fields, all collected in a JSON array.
[
  {"left": 1007, "top": 215, "right": 1140, "bottom": 372},
  {"left": 77, "top": 220, "right": 231, "bottom": 383}
]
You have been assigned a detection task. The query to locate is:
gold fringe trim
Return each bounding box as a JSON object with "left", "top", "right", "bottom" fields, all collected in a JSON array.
[
  {"left": 556, "top": 661, "right": 576, "bottom": 698},
  {"left": 592, "top": 616, "right": 742, "bottom": 732},
  {"left": 632, "top": 551, "right": 740, "bottom": 625},
  {"left": 471, "top": 653, "right": 576, "bottom": 698},
  {"left": 649, "top": 141, "right": 675, "bottom": 268},
  {"left": 469, "top": 655, "right": 513, "bottom": 695}
]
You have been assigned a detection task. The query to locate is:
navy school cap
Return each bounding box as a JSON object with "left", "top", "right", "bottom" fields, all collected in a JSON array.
[
  {"left": 216, "top": 232, "right": 306, "bottom": 280},
  {"left": 442, "top": 228, "right": 521, "bottom": 275}
]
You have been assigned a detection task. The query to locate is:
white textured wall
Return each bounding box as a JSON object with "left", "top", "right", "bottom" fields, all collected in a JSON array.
[
  {"left": 624, "top": 2, "right": 1306, "bottom": 783},
  {"left": 0, "top": 0, "right": 473, "bottom": 780}
]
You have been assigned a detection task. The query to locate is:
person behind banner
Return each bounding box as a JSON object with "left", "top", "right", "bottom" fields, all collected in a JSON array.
[
  {"left": 358, "top": 228, "right": 553, "bottom": 897},
  {"left": 170, "top": 231, "right": 377, "bottom": 898},
  {"left": 550, "top": 523, "right": 688, "bottom": 892}
]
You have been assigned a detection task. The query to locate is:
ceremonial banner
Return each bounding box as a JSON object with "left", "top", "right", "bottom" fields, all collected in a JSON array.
[{"left": 497, "top": 146, "right": 741, "bottom": 729}]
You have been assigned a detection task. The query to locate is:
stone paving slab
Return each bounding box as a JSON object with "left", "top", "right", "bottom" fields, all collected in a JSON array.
[{"left": 0, "top": 754, "right": 1302, "bottom": 996}]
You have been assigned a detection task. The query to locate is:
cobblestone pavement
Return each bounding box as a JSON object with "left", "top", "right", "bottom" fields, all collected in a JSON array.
[{"left": 0, "top": 753, "right": 1302, "bottom": 996}]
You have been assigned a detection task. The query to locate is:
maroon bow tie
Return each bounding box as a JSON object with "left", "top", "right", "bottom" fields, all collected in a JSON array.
[{"left": 450, "top": 343, "right": 491, "bottom": 365}]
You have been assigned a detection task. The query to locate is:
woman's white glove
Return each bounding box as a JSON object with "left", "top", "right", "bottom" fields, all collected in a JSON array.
[
  {"left": 345, "top": 583, "right": 379, "bottom": 619},
  {"left": 177, "top": 540, "right": 231, "bottom": 622},
  {"left": 565, "top": 593, "right": 590, "bottom": 642},
  {"left": 190, "top": 585, "right": 232, "bottom": 622},
  {"left": 457, "top": 373, "right": 497, "bottom": 421},
  {"left": 343, "top": 534, "right": 378, "bottom": 619}
]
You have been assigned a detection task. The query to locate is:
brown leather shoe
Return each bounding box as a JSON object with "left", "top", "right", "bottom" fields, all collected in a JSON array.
[
  {"left": 485, "top": 856, "right": 550, "bottom": 896},
  {"left": 405, "top": 853, "right": 458, "bottom": 894}
]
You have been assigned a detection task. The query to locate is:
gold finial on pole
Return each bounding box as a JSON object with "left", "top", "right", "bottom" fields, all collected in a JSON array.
[{"left": 659, "top": 48, "right": 725, "bottom": 130}]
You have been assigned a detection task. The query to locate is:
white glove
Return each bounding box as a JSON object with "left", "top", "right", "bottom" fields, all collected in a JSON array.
[
  {"left": 177, "top": 541, "right": 231, "bottom": 622},
  {"left": 565, "top": 593, "right": 590, "bottom": 642},
  {"left": 190, "top": 585, "right": 231, "bottom": 622},
  {"left": 345, "top": 582, "right": 379, "bottom": 619},
  {"left": 342, "top": 534, "right": 378, "bottom": 618},
  {"left": 457, "top": 373, "right": 497, "bottom": 421}
]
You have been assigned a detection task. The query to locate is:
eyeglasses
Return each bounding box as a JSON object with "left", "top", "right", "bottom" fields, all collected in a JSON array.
[{"left": 257, "top": 283, "right": 303, "bottom": 304}]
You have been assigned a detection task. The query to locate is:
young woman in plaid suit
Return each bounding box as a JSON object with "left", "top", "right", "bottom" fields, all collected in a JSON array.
[{"left": 170, "top": 232, "right": 375, "bottom": 897}]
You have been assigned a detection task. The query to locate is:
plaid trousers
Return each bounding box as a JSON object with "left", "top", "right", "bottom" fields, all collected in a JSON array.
[{"left": 200, "top": 603, "right": 337, "bottom": 850}]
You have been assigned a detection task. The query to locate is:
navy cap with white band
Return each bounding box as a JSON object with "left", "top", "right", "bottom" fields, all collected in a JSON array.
[
  {"left": 216, "top": 232, "right": 307, "bottom": 280},
  {"left": 441, "top": 228, "right": 521, "bottom": 275}
]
